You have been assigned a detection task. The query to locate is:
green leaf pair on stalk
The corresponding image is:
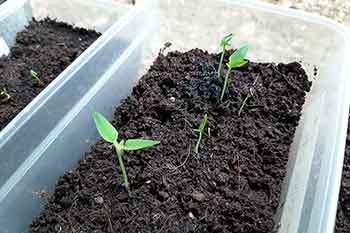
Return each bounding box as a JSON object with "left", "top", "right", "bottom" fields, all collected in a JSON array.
[
  {"left": 217, "top": 33, "right": 234, "bottom": 79},
  {"left": 92, "top": 111, "right": 160, "bottom": 189},
  {"left": 220, "top": 43, "right": 250, "bottom": 101},
  {"left": 217, "top": 33, "right": 250, "bottom": 101}
]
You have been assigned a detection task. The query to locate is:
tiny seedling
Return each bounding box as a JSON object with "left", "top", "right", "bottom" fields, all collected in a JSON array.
[
  {"left": 92, "top": 111, "right": 160, "bottom": 188},
  {"left": 238, "top": 77, "right": 259, "bottom": 116},
  {"left": 238, "top": 88, "right": 253, "bottom": 116},
  {"left": 217, "top": 33, "right": 234, "bottom": 79},
  {"left": 194, "top": 113, "right": 208, "bottom": 154},
  {"left": 220, "top": 43, "right": 249, "bottom": 101},
  {"left": 0, "top": 87, "right": 10, "bottom": 100},
  {"left": 30, "top": 70, "right": 44, "bottom": 86}
]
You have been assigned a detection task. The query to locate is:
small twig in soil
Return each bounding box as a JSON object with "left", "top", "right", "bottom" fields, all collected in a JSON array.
[
  {"left": 33, "top": 190, "right": 50, "bottom": 198},
  {"left": 103, "top": 204, "right": 115, "bottom": 233},
  {"left": 92, "top": 110, "right": 160, "bottom": 189},
  {"left": 217, "top": 33, "right": 234, "bottom": 79},
  {"left": 220, "top": 42, "right": 250, "bottom": 101},
  {"left": 0, "top": 87, "right": 11, "bottom": 100},
  {"left": 194, "top": 113, "right": 208, "bottom": 154},
  {"left": 30, "top": 69, "right": 44, "bottom": 86},
  {"left": 169, "top": 146, "right": 192, "bottom": 172},
  {"left": 156, "top": 213, "right": 176, "bottom": 233},
  {"left": 272, "top": 66, "right": 304, "bottom": 93}
]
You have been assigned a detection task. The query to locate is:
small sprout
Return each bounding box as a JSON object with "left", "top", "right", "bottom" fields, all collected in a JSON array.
[
  {"left": 238, "top": 88, "right": 253, "bottom": 116},
  {"left": 220, "top": 43, "right": 249, "bottom": 101},
  {"left": 194, "top": 113, "right": 208, "bottom": 154},
  {"left": 238, "top": 77, "right": 259, "bottom": 116},
  {"left": 30, "top": 70, "right": 44, "bottom": 86},
  {"left": 217, "top": 33, "right": 234, "bottom": 79},
  {"left": 92, "top": 111, "right": 160, "bottom": 188},
  {"left": 0, "top": 87, "right": 10, "bottom": 100}
]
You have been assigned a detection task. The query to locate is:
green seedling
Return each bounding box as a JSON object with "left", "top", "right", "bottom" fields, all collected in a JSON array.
[
  {"left": 92, "top": 111, "right": 160, "bottom": 188},
  {"left": 0, "top": 87, "right": 10, "bottom": 100},
  {"left": 220, "top": 43, "right": 249, "bottom": 101},
  {"left": 217, "top": 33, "right": 234, "bottom": 79},
  {"left": 30, "top": 70, "right": 44, "bottom": 86},
  {"left": 194, "top": 113, "right": 208, "bottom": 154}
]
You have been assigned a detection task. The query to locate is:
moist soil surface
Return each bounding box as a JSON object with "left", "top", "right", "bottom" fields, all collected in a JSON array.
[
  {"left": 0, "top": 18, "right": 100, "bottom": 131},
  {"left": 336, "top": 117, "right": 350, "bottom": 232},
  {"left": 29, "top": 49, "right": 311, "bottom": 233}
]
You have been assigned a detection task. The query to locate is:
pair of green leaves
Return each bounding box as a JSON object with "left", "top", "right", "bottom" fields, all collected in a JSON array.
[
  {"left": 220, "top": 33, "right": 234, "bottom": 49},
  {"left": 92, "top": 111, "right": 160, "bottom": 150},
  {"left": 227, "top": 43, "right": 249, "bottom": 69}
]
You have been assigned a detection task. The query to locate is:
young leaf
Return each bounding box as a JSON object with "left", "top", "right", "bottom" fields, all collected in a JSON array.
[
  {"left": 198, "top": 113, "right": 208, "bottom": 133},
  {"left": 220, "top": 33, "right": 234, "bottom": 49},
  {"left": 124, "top": 139, "right": 160, "bottom": 151},
  {"left": 227, "top": 43, "right": 249, "bottom": 69},
  {"left": 92, "top": 111, "right": 118, "bottom": 143},
  {"left": 30, "top": 70, "right": 38, "bottom": 77}
]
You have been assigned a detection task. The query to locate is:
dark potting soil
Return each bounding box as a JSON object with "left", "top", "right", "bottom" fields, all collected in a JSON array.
[
  {"left": 0, "top": 18, "right": 100, "bottom": 131},
  {"left": 29, "top": 49, "right": 311, "bottom": 233},
  {"left": 335, "top": 117, "right": 350, "bottom": 232}
]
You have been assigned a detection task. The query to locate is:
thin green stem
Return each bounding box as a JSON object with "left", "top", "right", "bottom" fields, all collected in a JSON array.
[
  {"left": 114, "top": 143, "right": 129, "bottom": 188},
  {"left": 220, "top": 67, "right": 232, "bottom": 101},
  {"left": 194, "top": 132, "right": 203, "bottom": 154},
  {"left": 238, "top": 94, "right": 250, "bottom": 116},
  {"left": 217, "top": 49, "right": 225, "bottom": 79}
]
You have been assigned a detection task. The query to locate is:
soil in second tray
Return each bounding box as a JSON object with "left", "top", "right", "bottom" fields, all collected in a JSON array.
[
  {"left": 0, "top": 18, "right": 100, "bottom": 131},
  {"left": 335, "top": 116, "right": 350, "bottom": 232},
  {"left": 29, "top": 49, "right": 311, "bottom": 233}
]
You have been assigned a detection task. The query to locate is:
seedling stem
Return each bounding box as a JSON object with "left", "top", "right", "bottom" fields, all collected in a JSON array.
[
  {"left": 220, "top": 67, "right": 232, "bottom": 101},
  {"left": 30, "top": 70, "right": 44, "bottom": 86},
  {"left": 238, "top": 77, "right": 259, "bottom": 116},
  {"left": 114, "top": 141, "right": 128, "bottom": 188},
  {"left": 217, "top": 33, "right": 234, "bottom": 79},
  {"left": 238, "top": 89, "right": 252, "bottom": 116},
  {"left": 194, "top": 113, "right": 208, "bottom": 154},
  {"left": 220, "top": 43, "right": 249, "bottom": 101}
]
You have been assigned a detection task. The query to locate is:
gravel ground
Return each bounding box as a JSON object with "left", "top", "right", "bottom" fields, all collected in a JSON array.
[
  {"left": 113, "top": 0, "right": 350, "bottom": 26},
  {"left": 263, "top": 0, "right": 350, "bottom": 25}
]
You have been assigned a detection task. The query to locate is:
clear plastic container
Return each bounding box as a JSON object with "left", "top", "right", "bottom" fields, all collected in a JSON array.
[
  {"left": 0, "top": 0, "right": 349, "bottom": 232},
  {"left": 0, "top": 0, "right": 132, "bottom": 187}
]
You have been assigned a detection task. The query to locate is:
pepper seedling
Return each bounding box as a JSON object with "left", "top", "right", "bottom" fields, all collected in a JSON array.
[
  {"left": 217, "top": 33, "right": 234, "bottom": 79},
  {"left": 0, "top": 87, "right": 10, "bottom": 100},
  {"left": 194, "top": 113, "right": 208, "bottom": 154},
  {"left": 92, "top": 111, "right": 160, "bottom": 188},
  {"left": 30, "top": 70, "right": 44, "bottom": 86},
  {"left": 220, "top": 43, "right": 249, "bottom": 101}
]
